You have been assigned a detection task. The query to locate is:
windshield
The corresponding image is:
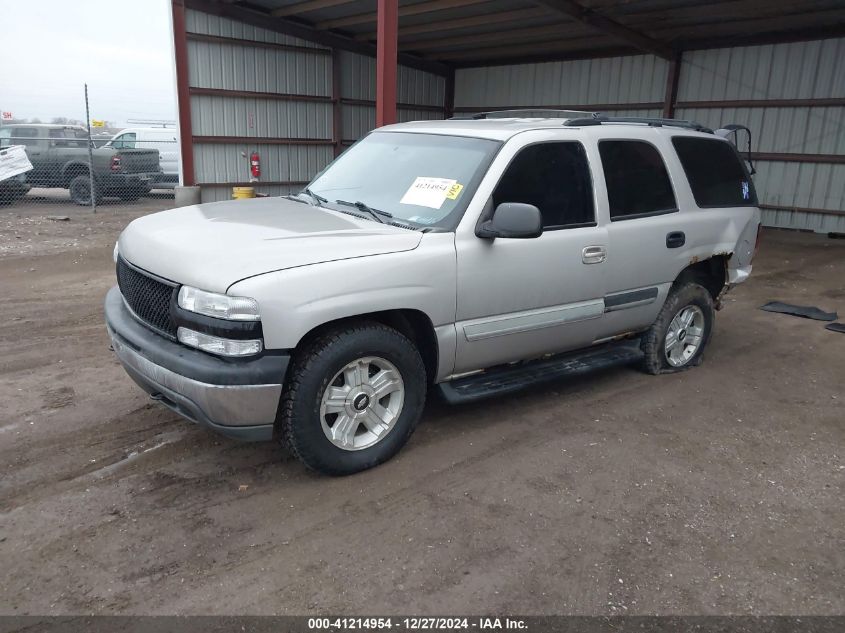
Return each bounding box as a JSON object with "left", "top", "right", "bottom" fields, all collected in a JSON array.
[{"left": 305, "top": 131, "right": 500, "bottom": 228}]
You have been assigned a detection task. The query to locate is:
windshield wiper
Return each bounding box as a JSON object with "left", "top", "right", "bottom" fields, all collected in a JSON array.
[
  {"left": 301, "top": 187, "right": 329, "bottom": 206},
  {"left": 334, "top": 199, "right": 392, "bottom": 224}
]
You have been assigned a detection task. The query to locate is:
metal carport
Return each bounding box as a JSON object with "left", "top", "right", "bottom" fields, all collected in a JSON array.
[{"left": 170, "top": 0, "right": 845, "bottom": 231}]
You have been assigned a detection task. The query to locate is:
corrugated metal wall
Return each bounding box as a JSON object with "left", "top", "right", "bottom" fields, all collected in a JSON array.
[
  {"left": 676, "top": 39, "right": 845, "bottom": 232},
  {"left": 184, "top": 9, "right": 445, "bottom": 203},
  {"left": 186, "top": 9, "right": 332, "bottom": 202},
  {"left": 454, "top": 40, "right": 844, "bottom": 232},
  {"left": 181, "top": 8, "right": 843, "bottom": 230},
  {"left": 455, "top": 55, "right": 669, "bottom": 108},
  {"left": 338, "top": 50, "right": 445, "bottom": 141}
]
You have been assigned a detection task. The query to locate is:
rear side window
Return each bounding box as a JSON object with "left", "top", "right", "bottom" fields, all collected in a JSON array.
[
  {"left": 599, "top": 140, "right": 677, "bottom": 220},
  {"left": 10, "top": 127, "right": 40, "bottom": 148},
  {"left": 672, "top": 137, "right": 757, "bottom": 207},
  {"left": 49, "top": 128, "right": 88, "bottom": 148},
  {"left": 493, "top": 142, "right": 595, "bottom": 229}
]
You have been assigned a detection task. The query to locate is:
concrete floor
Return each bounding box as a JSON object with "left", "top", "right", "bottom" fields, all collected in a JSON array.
[{"left": 0, "top": 201, "right": 842, "bottom": 615}]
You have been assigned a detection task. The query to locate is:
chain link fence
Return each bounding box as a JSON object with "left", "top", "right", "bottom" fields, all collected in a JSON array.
[{"left": 1, "top": 100, "right": 179, "bottom": 210}]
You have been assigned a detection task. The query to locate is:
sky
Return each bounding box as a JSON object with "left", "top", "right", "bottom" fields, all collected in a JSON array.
[{"left": 0, "top": 0, "right": 177, "bottom": 126}]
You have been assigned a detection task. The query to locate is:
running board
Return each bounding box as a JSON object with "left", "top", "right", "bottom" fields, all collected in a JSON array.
[{"left": 438, "top": 340, "right": 643, "bottom": 404}]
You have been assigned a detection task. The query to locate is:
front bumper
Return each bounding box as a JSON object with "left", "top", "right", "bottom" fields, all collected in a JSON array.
[{"left": 105, "top": 286, "right": 288, "bottom": 441}]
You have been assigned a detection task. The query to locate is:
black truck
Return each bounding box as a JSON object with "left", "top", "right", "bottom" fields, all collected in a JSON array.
[{"left": 0, "top": 124, "right": 160, "bottom": 205}]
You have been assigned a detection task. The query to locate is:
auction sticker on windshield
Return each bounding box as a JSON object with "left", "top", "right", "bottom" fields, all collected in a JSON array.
[{"left": 400, "top": 177, "right": 461, "bottom": 209}]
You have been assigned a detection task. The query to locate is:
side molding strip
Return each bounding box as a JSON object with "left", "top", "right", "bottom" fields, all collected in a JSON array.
[
  {"left": 463, "top": 299, "right": 605, "bottom": 342},
  {"left": 604, "top": 287, "right": 659, "bottom": 312}
]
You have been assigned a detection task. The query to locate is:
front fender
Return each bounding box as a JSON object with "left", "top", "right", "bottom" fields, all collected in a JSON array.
[{"left": 228, "top": 232, "right": 457, "bottom": 353}]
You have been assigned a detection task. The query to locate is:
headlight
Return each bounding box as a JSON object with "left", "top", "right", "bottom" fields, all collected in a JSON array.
[
  {"left": 178, "top": 286, "right": 260, "bottom": 321},
  {"left": 113, "top": 242, "right": 119, "bottom": 263},
  {"left": 177, "top": 327, "right": 262, "bottom": 357}
]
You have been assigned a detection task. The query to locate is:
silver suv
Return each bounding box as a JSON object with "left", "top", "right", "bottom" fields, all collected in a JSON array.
[{"left": 105, "top": 113, "right": 761, "bottom": 475}]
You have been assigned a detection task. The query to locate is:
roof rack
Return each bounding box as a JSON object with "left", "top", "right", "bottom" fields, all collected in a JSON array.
[
  {"left": 451, "top": 109, "right": 597, "bottom": 120},
  {"left": 564, "top": 114, "right": 713, "bottom": 133},
  {"left": 448, "top": 109, "right": 713, "bottom": 133}
]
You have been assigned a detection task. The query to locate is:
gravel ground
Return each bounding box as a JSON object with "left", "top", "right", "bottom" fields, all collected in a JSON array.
[{"left": 0, "top": 197, "right": 842, "bottom": 615}]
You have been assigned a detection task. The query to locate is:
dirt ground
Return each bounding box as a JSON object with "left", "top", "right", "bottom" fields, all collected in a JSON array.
[{"left": 0, "top": 194, "right": 843, "bottom": 616}]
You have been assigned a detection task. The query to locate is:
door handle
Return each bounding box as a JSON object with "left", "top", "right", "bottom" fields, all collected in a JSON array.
[
  {"left": 582, "top": 245, "right": 606, "bottom": 264},
  {"left": 666, "top": 231, "right": 686, "bottom": 248}
]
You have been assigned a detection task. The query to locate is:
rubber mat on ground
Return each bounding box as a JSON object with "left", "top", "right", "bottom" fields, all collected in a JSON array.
[
  {"left": 825, "top": 322, "right": 845, "bottom": 333},
  {"left": 760, "top": 301, "right": 837, "bottom": 322}
]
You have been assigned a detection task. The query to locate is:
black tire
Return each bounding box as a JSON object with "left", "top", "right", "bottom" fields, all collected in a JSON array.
[
  {"left": 641, "top": 282, "right": 715, "bottom": 375},
  {"left": 0, "top": 186, "right": 27, "bottom": 206},
  {"left": 279, "top": 322, "right": 427, "bottom": 476},
  {"left": 68, "top": 175, "right": 101, "bottom": 206}
]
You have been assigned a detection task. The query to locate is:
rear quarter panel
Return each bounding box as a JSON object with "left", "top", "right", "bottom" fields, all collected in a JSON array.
[{"left": 652, "top": 130, "right": 761, "bottom": 283}]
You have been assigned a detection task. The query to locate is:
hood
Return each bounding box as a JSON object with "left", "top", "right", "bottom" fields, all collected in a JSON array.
[{"left": 118, "top": 197, "right": 423, "bottom": 293}]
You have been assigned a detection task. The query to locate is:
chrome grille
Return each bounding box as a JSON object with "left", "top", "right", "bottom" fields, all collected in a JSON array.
[{"left": 116, "top": 257, "right": 177, "bottom": 336}]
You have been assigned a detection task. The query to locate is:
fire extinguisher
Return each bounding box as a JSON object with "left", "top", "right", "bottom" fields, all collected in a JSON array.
[{"left": 250, "top": 151, "right": 260, "bottom": 180}]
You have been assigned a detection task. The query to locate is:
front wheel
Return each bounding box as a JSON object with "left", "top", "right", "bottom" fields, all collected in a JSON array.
[
  {"left": 279, "top": 322, "right": 427, "bottom": 475},
  {"left": 641, "top": 282, "right": 714, "bottom": 374}
]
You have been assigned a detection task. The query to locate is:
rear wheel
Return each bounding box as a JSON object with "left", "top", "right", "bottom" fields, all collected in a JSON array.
[
  {"left": 279, "top": 322, "right": 427, "bottom": 476},
  {"left": 641, "top": 282, "right": 714, "bottom": 374},
  {"left": 68, "top": 175, "right": 101, "bottom": 206}
]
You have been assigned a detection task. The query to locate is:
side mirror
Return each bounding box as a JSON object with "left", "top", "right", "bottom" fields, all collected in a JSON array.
[{"left": 477, "top": 202, "right": 543, "bottom": 239}]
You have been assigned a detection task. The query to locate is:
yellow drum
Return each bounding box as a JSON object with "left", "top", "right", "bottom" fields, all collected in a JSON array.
[{"left": 232, "top": 186, "right": 256, "bottom": 200}]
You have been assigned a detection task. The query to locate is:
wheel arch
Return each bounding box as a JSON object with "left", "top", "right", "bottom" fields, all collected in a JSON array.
[
  {"left": 62, "top": 162, "right": 92, "bottom": 188},
  {"left": 292, "top": 309, "right": 440, "bottom": 385},
  {"left": 673, "top": 254, "right": 730, "bottom": 302}
]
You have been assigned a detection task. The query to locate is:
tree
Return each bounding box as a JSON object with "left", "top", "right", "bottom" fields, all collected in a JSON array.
[{"left": 49, "top": 116, "right": 85, "bottom": 126}]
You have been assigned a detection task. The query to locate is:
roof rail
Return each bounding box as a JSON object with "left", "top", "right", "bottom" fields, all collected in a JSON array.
[
  {"left": 564, "top": 114, "right": 713, "bottom": 133},
  {"left": 451, "top": 109, "right": 597, "bottom": 120}
]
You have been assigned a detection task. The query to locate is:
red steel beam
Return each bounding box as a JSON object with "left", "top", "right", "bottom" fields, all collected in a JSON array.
[
  {"left": 675, "top": 97, "right": 845, "bottom": 109},
  {"left": 662, "top": 53, "right": 682, "bottom": 118},
  {"left": 189, "top": 87, "right": 333, "bottom": 103},
  {"left": 192, "top": 136, "right": 334, "bottom": 145},
  {"left": 197, "top": 180, "right": 311, "bottom": 187},
  {"left": 751, "top": 152, "right": 845, "bottom": 165},
  {"left": 185, "top": 32, "right": 332, "bottom": 55},
  {"left": 342, "top": 97, "right": 444, "bottom": 112},
  {"left": 453, "top": 101, "right": 663, "bottom": 113},
  {"left": 760, "top": 203, "right": 845, "bottom": 218},
  {"left": 332, "top": 48, "right": 343, "bottom": 157},
  {"left": 444, "top": 68, "right": 456, "bottom": 119},
  {"left": 534, "top": 0, "right": 673, "bottom": 59},
  {"left": 172, "top": 0, "right": 196, "bottom": 186},
  {"left": 376, "top": 0, "right": 399, "bottom": 127}
]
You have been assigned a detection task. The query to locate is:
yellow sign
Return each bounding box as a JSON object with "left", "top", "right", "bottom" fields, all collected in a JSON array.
[
  {"left": 91, "top": 119, "right": 106, "bottom": 127},
  {"left": 445, "top": 183, "right": 464, "bottom": 200}
]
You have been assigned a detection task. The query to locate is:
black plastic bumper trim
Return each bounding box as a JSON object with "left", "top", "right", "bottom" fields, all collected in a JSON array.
[
  {"left": 105, "top": 286, "right": 289, "bottom": 386},
  {"left": 123, "top": 362, "right": 274, "bottom": 442}
]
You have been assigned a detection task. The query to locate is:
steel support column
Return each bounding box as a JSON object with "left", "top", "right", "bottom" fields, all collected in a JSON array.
[
  {"left": 332, "top": 48, "right": 343, "bottom": 156},
  {"left": 172, "top": 0, "right": 196, "bottom": 186},
  {"left": 662, "top": 53, "right": 681, "bottom": 119},
  {"left": 444, "top": 68, "right": 455, "bottom": 119},
  {"left": 376, "top": 0, "right": 398, "bottom": 127}
]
